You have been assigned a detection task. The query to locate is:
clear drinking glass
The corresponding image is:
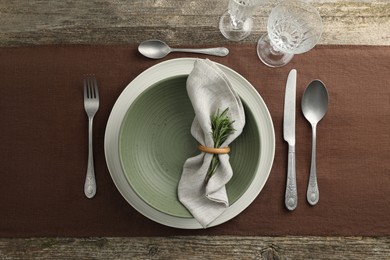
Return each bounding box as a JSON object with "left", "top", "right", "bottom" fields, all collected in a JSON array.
[
  {"left": 257, "top": 0, "right": 323, "bottom": 67},
  {"left": 219, "top": 0, "right": 260, "bottom": 41}
]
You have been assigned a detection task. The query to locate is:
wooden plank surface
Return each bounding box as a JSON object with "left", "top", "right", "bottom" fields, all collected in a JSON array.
[
  {"left": 0, "top": 236, "right": 389, "bottom": 259},
  {"left": 0, "top": 0, "right": 389, "bottom": 46},
  {"left": 0, "top": 0, "right": 389, "bottom": 259}
]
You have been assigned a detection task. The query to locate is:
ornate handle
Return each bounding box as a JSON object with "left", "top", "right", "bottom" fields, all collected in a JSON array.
[
  {"left": 285, "top": 145, "right": 297, "bottom": 210},
  {"left": 171, "top": 47, "right": 229, "bottom": 57},
  {"left": 307, "top": 125, "right": 319, "bottom": 205},
  {"left": 85, "top": 117, "right": 96, "bottom": 198}
]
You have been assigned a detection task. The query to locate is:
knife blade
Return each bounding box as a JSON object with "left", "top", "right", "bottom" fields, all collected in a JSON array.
[{"left": 283, "top": 69, "right": 297, "bottom": 211}]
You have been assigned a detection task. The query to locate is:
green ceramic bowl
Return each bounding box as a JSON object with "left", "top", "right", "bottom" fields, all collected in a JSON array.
[{"left": 119, "top": 75, "right": 260, "bottom": 218}]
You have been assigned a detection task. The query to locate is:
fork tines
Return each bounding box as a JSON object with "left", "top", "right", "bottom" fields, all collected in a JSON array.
[{"left": 83, "top": 75, "right": 99, "bottom": 99}]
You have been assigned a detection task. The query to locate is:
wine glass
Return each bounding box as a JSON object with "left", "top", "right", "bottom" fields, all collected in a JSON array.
[
  {"left": 219, "top": 0, "right": 260, "bottom": 41},
  {"left": 257, "top": 0, "right": 323, "bottom": 67}
]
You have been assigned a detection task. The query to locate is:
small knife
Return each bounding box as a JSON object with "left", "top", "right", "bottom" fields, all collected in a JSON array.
[{"left": 283, "top": 69, "right": 298, "bottom": 211}]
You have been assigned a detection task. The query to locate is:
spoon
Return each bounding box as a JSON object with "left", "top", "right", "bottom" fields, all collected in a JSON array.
[
  {"left": 301, "top": 80, "right": 329, "bottom": 206},
  {"left": 138, "top": 40, "right": 229, "bottom": 59}
]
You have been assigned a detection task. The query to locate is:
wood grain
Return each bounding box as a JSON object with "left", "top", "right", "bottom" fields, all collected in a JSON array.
[
  {"left": 0, "top": 236, "right": 389, "bottom": 259},
  {"left": 0, "top": 0, "right": 388, "bottom": 46},
  {"left": 0, "top": 0, "right": 389, "bottom": 259}
]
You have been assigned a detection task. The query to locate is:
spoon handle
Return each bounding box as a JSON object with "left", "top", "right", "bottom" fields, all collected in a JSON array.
[
  {"left": 170, "top": 47, "right": 229, "bottom": 57},
  {"left": 285, "top": 144, "right": 297, "bottom": 210},
  {"left": 307, "top": 125, "right": 319, "bottom": 205}
]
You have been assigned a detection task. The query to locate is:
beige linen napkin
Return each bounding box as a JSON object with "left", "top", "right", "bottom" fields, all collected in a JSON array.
[{"left": 178, "top": 59, "right": 245, "bottom": 228}]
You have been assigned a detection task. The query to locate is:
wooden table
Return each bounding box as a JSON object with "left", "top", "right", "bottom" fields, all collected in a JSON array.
[{"left": 0, "top": 0, "right": 389, "bottom": 259}]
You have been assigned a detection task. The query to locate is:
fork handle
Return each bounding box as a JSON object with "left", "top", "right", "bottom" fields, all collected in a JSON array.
[{"left": 85, "top": 117, "right": 96, "bottom": 198}]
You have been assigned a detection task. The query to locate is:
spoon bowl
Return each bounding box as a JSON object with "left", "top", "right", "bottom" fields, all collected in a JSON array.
[
  {"left": 138, "top": 40, "right": 171, "bottom": 59},
  {"left": 302, "top": 80, "right": 328, "bottom": 124},
  {"left": 301, "top": 80, "right": 328, "bottom": 206},
  {"left": 138, "top": 40, "right": 229, "bottom": 59}
]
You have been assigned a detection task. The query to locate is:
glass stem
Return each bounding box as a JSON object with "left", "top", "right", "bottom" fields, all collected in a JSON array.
[
  {"left": 269, "top": 43, "right": 283, "bottom": 55},
  {"left": 230, "top": 15, "right": 244, "bottom": 30}
]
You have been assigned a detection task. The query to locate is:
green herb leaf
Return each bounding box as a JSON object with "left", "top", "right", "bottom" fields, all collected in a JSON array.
[{"left": 205, "top": 108, "right": 235, "bottom": 183}]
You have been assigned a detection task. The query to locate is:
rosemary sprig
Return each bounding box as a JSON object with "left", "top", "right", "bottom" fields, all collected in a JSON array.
[{"left": 205, "top": 108, "right": 235, "bottom": 183}]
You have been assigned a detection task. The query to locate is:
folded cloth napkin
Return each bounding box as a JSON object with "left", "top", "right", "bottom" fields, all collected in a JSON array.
[{"left": 178, "top": 59, "right": 245, "bottom": 228}]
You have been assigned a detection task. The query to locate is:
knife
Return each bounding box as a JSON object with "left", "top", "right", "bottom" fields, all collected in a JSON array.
[{"left": 284, "top": 69, "right": 298, "bottom": 211}]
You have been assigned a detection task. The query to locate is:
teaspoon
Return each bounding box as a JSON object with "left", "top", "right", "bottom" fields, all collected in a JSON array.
[
  {"left": 301, "top": 80, "right": 329, "bottom": 206},
  {"left": 138, "top": 40, "right": 229, "bottom": 59}
]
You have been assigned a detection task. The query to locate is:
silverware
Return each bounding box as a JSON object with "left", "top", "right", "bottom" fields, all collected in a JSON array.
[
  {"left": 283, "top": 69, "right": 297, "bottom": 211},
  {"left": 83, "top": 75, "right": 99, "bottom": 198},
  {"left": 138, "top": 40, "right": 229, "bottom": 59},
  {"left": 302, "top": 80, "right": 329, "bottom": 206}
]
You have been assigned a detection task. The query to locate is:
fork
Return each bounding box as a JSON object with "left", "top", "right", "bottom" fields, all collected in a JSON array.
[{"left": 83, "top": 75, "right": 99, "bottom": 198}]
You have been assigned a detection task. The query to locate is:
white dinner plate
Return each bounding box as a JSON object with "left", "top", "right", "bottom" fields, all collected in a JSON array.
[{"left": 104, "top": 58, "right": 275, "bottom": 229}]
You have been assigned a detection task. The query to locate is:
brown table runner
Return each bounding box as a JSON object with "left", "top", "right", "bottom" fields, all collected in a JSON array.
[{"left": 0, "top": 44, "right": 389, "bottom": 237}]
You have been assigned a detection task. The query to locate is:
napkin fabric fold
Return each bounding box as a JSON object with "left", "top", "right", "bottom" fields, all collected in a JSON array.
[{"left": 178, "top": 59, "right": 245, "bottom": 228}]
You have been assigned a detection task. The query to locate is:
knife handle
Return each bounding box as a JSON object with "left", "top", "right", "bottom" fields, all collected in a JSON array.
[{"left": 285, "top": 145, "right": 297, "bottom": 210}]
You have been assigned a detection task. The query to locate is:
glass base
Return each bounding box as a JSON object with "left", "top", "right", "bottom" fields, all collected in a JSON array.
[
  {"left": 256, "top": 34, "right": 294, "bottom": 67},
  {"left": 219, "top": 11, "right": 253, "bottom": 42}
]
